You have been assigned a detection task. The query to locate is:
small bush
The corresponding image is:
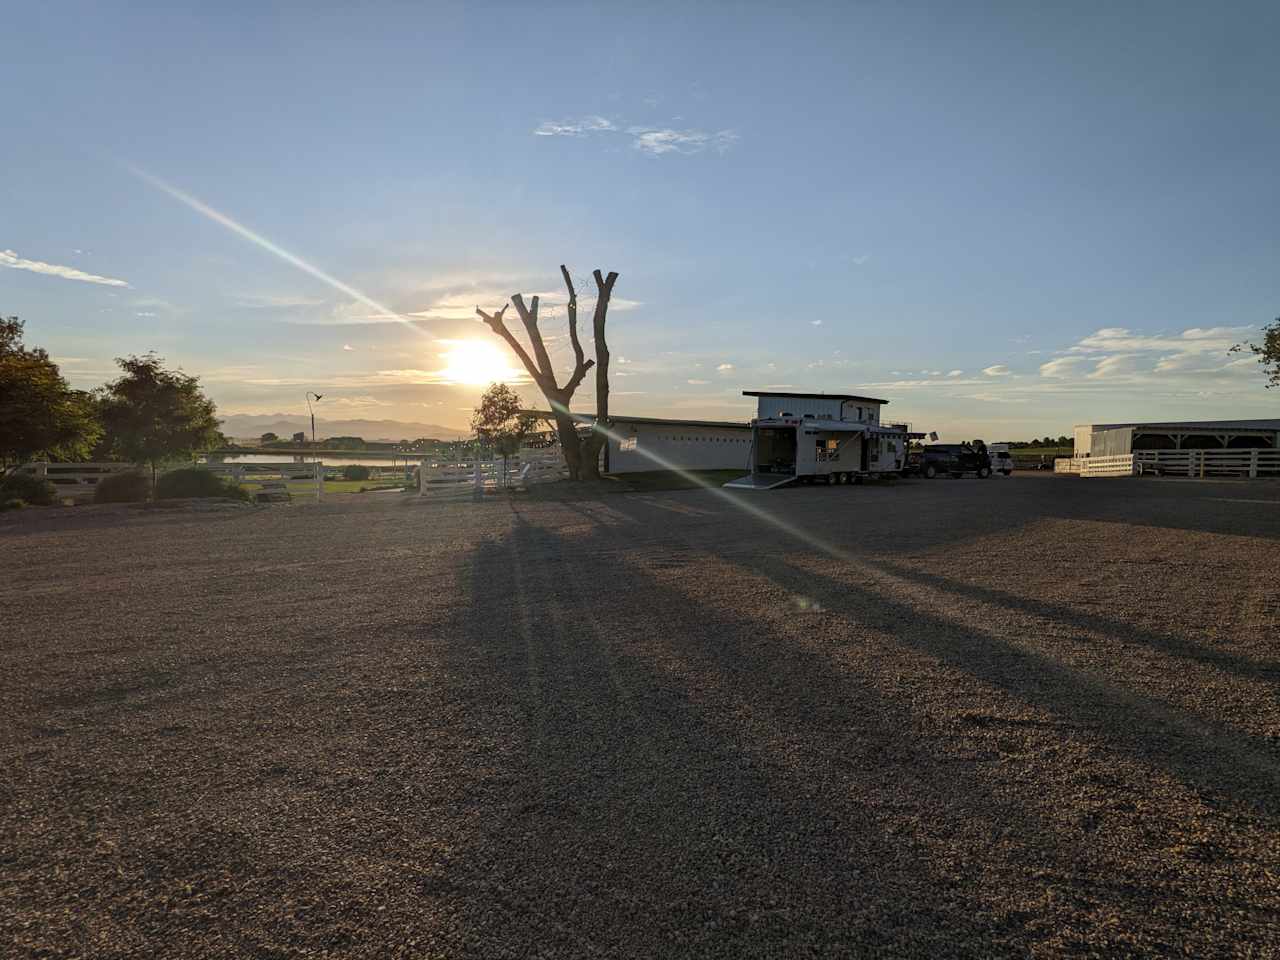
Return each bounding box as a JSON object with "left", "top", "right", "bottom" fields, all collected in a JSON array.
[
  {"left": 0, "top": 472, "right": 59, "bottom": 506},
  {"left": 2, "top": 498, "right": 27, "bottom": 511},
  {"left": 155, "top": 468, "right": 250, "bottom": 502},
  {"left": 342, "top": 464, "right": 371, "bottom": 481},
  {"left": 94, "top": 471, "right": 151, "bottom": 504}
]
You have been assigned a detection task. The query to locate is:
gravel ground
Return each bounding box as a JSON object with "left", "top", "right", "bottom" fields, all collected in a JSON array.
[{"left": 2, "top": 475, "right": 1278, "bottom": 958}]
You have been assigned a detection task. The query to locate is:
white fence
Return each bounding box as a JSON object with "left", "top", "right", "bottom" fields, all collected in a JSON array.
[
  {"left": 1055, "top": 449, "right": 1280, "bottom": 479},
  {"left": 1134, "top": 448, "right": 1280, "bottom": 479},
  {"left": 417, "top": 451, "right": 567, "bottom": 498},
  {"left": 14, "top": 449, "right": 571, "bottom": 503}
]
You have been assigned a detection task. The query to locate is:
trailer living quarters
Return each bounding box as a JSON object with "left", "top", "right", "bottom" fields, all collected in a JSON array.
[{"left": 725, "top": 391, "right": 923, "bottom": 490}]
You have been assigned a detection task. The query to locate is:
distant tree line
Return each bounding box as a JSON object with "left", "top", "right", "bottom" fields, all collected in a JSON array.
[{"left": 1010, "top": 436, "right": 1073, "bottom": 450}]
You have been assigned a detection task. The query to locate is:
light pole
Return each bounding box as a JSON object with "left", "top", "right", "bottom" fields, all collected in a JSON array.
[{"left": 305, "top": 393, "right": 324, "bottom": 452}]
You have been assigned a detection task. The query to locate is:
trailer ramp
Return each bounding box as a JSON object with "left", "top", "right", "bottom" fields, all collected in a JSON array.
[{"left": 723, "top": 473, "right": 795, "bottom": 490}]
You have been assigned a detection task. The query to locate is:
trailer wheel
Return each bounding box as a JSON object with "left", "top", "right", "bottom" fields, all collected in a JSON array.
[
  {"left": 978, "top": 466, "right": 991, "bottom": 479},
  {"left": 924, "top": 464, "right": 938, "bottom": 479}
]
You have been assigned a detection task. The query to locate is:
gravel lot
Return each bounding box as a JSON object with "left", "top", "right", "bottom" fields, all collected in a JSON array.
[{"left": 3, "top": 475, "right": 1278, "bottom": 958}]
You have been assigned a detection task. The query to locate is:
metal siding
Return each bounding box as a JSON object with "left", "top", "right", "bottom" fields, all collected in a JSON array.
[
  {"left": 1091, "top": 427, "right": 1133, "bottom": 457},
  {"left": 607, "top": 423, "right": 753, "bottom": 474}
]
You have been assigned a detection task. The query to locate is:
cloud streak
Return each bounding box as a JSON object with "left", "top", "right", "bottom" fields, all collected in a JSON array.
[
  {"left": 533, "top": 115, "right": 738, "bottom": 157},
  {"left": 0, "top": 249, "right": 130, "bottom": 287}
]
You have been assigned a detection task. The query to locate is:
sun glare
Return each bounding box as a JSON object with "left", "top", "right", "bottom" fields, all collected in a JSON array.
[{"left": 439, "top": 339, "right": 523, "bottom": 386}]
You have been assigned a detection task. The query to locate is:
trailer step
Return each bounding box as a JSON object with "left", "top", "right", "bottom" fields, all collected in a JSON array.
[{"left": 723, "top": 474, "right": 795, "bottom": 490}]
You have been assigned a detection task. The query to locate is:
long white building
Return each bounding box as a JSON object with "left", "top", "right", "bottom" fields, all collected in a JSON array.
[
  {"left": 1075, "top": 419, "right": 1280, "bottom": 457},
  {"left": 602, "top": 415, "right": 753, "bottom": 474}
]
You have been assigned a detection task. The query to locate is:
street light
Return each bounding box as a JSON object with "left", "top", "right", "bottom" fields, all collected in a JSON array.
[{"left": 305, "top": 392, "right": 324, "bottom": 451}]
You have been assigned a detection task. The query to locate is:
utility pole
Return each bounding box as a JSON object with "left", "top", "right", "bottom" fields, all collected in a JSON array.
[{"left": 305, "top": 393, "right": 324, "bottom": 450}]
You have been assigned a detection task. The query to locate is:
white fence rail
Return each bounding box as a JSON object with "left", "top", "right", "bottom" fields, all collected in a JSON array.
[
  {"left": 417, "top": 452, "right": 567, "bottom": 498},
  {"left": 1134, "top": 449, "right": 1280, "bottom": 479},
  {"left": 1081, "top": 455, "right": 1137, "bottom": 478},
  {"left": 1055, "top": 449, "right": 1280, "bottom": 479}
]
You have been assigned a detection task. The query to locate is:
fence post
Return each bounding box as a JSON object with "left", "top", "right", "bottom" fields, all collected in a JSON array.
[
  {"left": 1250, "top": 449, "right": 1258, "bottom": 479},
  {"left": 314, "top": 461, "right": 322, "bottom": 501}
]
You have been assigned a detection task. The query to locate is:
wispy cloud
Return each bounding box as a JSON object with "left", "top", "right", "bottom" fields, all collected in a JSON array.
[
  {"left": 946, "top": 369, "right": 964, "bottom": 377},
  {"left": 628, "top": 126, "right": 738, "bottom": 156},
  {"left": 687, "top": 378, "right": 710, "bottom": 385},
  {"left": 532, "top": 115, "right": 738, "bottom": 157},
  {"left": 1068, "top": 326, "right": 1250, "bottom": 356},
  {"left": 717, "top": 363, "right": 735, "bottom": 372},
  {"left": 982, "top": 364, "right": 1011, "bottom": 377},
  {"left": 281, "top": 284, "right": 642, "bottom": 327},
  {"left": 1086, "top": 355, "right": 1139, "bottom": 380},
  {"left": 0, "top": 249, "right": 129, "bottom": 287},
  {"left": 533, "top": 116, "right": 616, "bottom": 137},
  {"left": 1038, "top": 356, "right": 1086, "bottom": 378}
]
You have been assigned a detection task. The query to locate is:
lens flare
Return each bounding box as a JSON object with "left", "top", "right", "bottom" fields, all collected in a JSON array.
[{"left": 125, "top": 163, "right": 429, "bottom": 336}]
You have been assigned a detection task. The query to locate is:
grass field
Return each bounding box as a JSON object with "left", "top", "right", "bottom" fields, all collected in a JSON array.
[
  {"left": 3, "top": 475, "right": 1278, "bottom": 957},
  {"left": 240, "top": 478, "right": 410, "bottom": 496}
]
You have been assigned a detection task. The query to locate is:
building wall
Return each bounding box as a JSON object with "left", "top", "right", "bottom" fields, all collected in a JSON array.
[
  {"left": 1073, "top": 424, "right": 1093, "bottom": 457},
  {"left": 753, "top": 396, "right": 882, "bottom": 423},
  {"left": 1091, "top": 427, "right": 1133, "bottom": 457},
  {"left": 606, "top": 422, "right": 753, "bottom": 474}
]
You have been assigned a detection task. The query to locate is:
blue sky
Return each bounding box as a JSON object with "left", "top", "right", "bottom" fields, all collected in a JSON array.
[{"left": 4, "top": 1, "right": 1278, "bottom": 439}]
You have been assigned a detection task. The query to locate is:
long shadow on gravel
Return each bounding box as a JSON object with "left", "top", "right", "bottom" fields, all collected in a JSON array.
[
  {"left": 865, "top": 558, "right": 1280, "bottom": 686},
  {"left": 443, "top": 521, "right": 1024, "bottom": 958},
  {"left": 435, "top": 512, "right": 1278, "bottom": 957},
  {"left": 727, "top": 552, "right": 1280, "bottom": 823}
]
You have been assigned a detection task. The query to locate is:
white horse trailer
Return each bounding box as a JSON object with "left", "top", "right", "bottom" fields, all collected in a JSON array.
[{"left": 724, "top": 415, "right": 922, "bottom": 490}]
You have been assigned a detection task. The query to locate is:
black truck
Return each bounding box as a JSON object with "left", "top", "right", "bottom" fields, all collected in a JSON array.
[{"left": 906, "top": 443, "right": 993, "bottom": 479}]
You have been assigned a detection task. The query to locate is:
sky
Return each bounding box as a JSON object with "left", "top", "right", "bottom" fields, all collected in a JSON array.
[{"left": 4, "top": 1, "right": 1279, "bottom": 440}]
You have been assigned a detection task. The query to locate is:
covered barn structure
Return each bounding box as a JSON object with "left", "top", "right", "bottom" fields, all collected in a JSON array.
[{"left": 1075, "top": 419, "right": 1280, "bottom": 457}]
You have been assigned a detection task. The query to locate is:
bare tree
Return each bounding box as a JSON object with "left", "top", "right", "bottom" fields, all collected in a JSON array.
[{"left": 477, "top": 265, "right": 619, "bottom": 480}]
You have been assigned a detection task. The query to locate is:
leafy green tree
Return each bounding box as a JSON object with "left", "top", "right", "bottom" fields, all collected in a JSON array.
[
  {"left": 260, "top": 432, "right": 279, "bottom": 444},
  {"left": 1232, "top": 318, "right": 1279, "bottom": 388},
  {"left": 472, "top": 382, "right": 535, "bottom": 484},
  {"left": 97, "top": 353, "right": 222, "bottom": 489},
  {"left": 0, "top": 316, "right": 101, "bottom": 469}
]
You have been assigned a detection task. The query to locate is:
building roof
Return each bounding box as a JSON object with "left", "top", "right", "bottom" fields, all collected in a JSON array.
[
  {"left": 743, "top": 390, "right": 889, "bottom": 405},
  {"left": 1082, "top": 419, "right": 1280, "bottom": 432},
  {"left": 520, "top": 410, "right": 750, "bottom": 430},
  {"left": 609, "top": 415, "right": 751, "bottom": 430}
]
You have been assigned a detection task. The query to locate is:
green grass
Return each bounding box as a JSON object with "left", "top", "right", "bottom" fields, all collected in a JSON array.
[
  {"left": 240, "top": 479, "right": 410, "bottom": 496},
  {"left": 610, "top": 469, "right": 747, "bottom": 492}
]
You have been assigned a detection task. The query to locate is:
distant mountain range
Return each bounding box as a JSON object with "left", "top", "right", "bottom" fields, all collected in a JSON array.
[{"left": 219, "top": 414, "right": 468, "bottom": 442}]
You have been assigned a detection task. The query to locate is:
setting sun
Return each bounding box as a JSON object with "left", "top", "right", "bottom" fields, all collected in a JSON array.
[{"left": 437, "top": 339, "right": 524, "bottom": 386}]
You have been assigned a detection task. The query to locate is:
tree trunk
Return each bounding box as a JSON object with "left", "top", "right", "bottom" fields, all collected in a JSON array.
[{"left": 553, "top": 412, "right": 583, "bottom": 480}]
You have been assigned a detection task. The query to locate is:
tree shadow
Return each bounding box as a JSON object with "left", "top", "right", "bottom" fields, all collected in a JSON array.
[
  {"left": 417, "top": 511, "right": 1278, "bottom": 956},
  {"left": 716, "top": 549, "right": 1280, "bottom": 822},
  {"left": 866, "top": 557, "right": 1280, "bottom": 686}
]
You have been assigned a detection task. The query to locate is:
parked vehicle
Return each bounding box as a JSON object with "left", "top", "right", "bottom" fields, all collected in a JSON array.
[
  {"left": 908, "top": 443, "right": 993, "bottom": 479},
  {"left": 991, "top": 448, "right": 1014, "bottom": 476}
]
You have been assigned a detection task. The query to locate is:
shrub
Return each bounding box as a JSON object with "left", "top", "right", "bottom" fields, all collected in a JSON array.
[
  {"left": 341, "top": 464, "right": 371, "bottom": 481},
  {"left": 93, "top": 470, "right": 151, "bottom": 504},
  {"left": 2, "top": 498, "right": 27, "bottom": 511},
  {"left": 0, "top": 471, "right": 59, "bottom": 506},
  {"left": 155, "top": 468, "right": 250, "bottom": 502}
]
